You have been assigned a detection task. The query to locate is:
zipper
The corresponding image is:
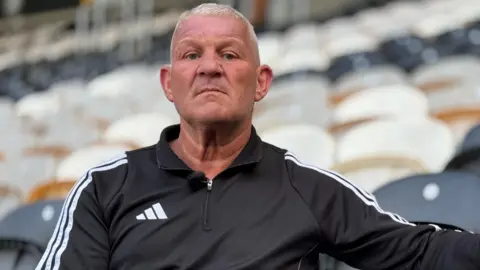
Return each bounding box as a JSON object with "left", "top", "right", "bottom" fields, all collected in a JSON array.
[{"left": 202, "top": 178, "right": 213, "bottom": 231}]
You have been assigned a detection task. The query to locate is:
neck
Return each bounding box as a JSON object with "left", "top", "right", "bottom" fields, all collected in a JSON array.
[{"left": 170, "top": 119, "right": 252, "bottom": 179}]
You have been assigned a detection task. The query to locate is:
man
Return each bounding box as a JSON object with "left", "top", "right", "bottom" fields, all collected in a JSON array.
[{"left": 36, "top": 3, "right": 480, "bottom": 270}]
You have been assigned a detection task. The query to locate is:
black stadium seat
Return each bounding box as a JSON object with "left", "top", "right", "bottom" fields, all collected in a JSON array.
[
  {"left": 434, "top": 27, "right": 475, "bottom": 56},
  {"left": 327, "top": 51, "right": 388, "bottom": 82},
  {"left": 373, "top": 171, "right": 480, "bottom": 233},
  {"left": 445, "top": 124, "right": 480, "bottom": 174},
  {"left": 0, "top": 200, "right": 64, "bottom": 270},
  {"left": 380, "top": 34, "right": 450, "bottom": 72}
]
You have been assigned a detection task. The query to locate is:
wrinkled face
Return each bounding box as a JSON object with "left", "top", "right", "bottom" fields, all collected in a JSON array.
[{"left": 160, "top": 15, "right": 272, "bottom": 125}]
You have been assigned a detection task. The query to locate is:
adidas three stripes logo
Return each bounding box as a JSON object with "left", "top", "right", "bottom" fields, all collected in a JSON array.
[{"left": 136, "top": 203, "right": 168, "bottom": 220}]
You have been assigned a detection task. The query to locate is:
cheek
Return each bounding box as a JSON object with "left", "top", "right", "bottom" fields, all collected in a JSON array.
[
  {"left": 169, "top": 66, "right": 195, "bottom": 98},
  {"left": 228, "top": 67, "right": 257, "bottom": 95}
]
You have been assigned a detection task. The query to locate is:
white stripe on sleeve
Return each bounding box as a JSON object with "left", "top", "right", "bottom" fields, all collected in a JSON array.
[
  {"left": 284, "top": 152, "right": 415, "bottom": 226},
  {"left": 36, "top": 154, "right": 128, "bottom": 270}
]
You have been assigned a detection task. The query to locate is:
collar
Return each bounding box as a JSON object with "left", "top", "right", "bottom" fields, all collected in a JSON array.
[{"left": 156, "top": 124, "right": 263, "bottom": 172}]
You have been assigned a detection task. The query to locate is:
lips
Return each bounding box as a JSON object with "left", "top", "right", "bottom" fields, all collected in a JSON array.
[{"left": 197, "top": 86, "right": 225, "bottom": 95}]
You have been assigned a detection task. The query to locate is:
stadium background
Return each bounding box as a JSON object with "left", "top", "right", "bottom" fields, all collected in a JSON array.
[{"left": 1, "top": 0, "right": 480, "bottom": 269}]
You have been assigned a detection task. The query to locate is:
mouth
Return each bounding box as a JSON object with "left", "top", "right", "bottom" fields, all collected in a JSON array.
[{"left": 197, "top": 87, "right": 225, "bottom": 95}]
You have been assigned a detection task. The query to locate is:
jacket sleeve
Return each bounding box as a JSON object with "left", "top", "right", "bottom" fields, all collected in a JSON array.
[
  {"left": 285, "top": 153, "right": 480, "bottom": 270},
  {"left": 35, "top": 155, "right": 128, "bottom": 270}
]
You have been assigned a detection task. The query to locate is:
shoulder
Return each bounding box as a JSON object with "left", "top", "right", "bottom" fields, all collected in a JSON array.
[
  {"left": 283, "top": 152, "right": 369, "bottom": 199},
  {"left": 79, "top": 145, "right": 156, "bottom": 207}
]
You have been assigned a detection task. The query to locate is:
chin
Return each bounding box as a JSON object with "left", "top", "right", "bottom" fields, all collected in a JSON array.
[{"left": 186, "top": 109, "right": 238, "bottom": 124}]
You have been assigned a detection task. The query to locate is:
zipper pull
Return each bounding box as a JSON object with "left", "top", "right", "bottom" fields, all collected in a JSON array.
[{"left": 206, "top": 179, "right": 213, "bottom": 191}]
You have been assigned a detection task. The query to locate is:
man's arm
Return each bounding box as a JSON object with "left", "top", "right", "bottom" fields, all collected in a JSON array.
[
  {"left": 285, "top": 153, "right": 480, "bottom": 270},
  {"left": 36, "top": 156, "right": 128, "bottom": 270}
]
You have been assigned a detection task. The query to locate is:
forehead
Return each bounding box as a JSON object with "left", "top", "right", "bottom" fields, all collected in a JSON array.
[{"left": 173, "top": 15, "right": 249, "bottom": 45}]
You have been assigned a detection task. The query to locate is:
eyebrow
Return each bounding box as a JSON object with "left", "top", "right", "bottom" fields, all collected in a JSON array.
[{"left": 176, "top": 37, "right": 246, "bottom": 49}]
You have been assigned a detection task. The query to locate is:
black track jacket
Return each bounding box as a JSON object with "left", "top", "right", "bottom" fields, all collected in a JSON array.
[{"left": 36, "top": 125, "right": 480, "bottom": 270}]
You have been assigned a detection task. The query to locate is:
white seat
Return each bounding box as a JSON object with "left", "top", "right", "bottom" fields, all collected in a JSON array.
[
  {"left": 0, "top": 98, "right": 22, "bottom": 131},
  {"left": 271, "top": 49, "right": 330, "bottom": 77},
  {"left": 87, "top": 66, "right": 163, "bottom": 114},
  {"left": 37, "top": 112, "right": 101, "bottom": 151},
  {"left": 76, "top": 96, "right": 135, "bottom": 131},
  {"left": 103, "top": 112, "right": 176, "bottom": 147},
  {"left": 86, "top": 65, "right": 151, "bottom": 98},
  {"left": 0, "top": 131, "right": 37, "bottom": 161},
  {"left": 260, "top": 124, "right": 335, "bottom": 168},
  {"left": 336, "top": 118, "right": 456, "bottom": 172},
  {"left": 283, "top": 23, "right": 322, "bottom": 51},
  {"left": 0, "top": 185, "right": 22, "bottom": 220},
  {"left": 47, "top": 80, "right": 89, "bottom": 111},
  {"left": 433, "top": 107, "right": 480, "bottom": 145},
  {"left": 254, "top": 75, "right": 330, "bottom": 131},
  {"left": 320, "top": 17, "right": 360, "bottom": 42},
  {"left": 3, "top": 155, "right": 57, "bottom": 195},
  {"left": 331, "top": 156, "right": 428, "bottom": 192},
  {"left": 412, "top": 55, "right": 480, "bottom": 92},
  {"left": 323, "top": 32, "right": 378, "bottom": 59},
  {"left": 257, "top": 32, "right": 282, "bottom": 65},
  {"left": 14, "top": 92, "right": 60, "bottom": 123},
  {"left": 412, "top": 13, "right": 461, "bottom": 39},
  {"left": 56, "top": 144, "right": 133, "bottom": 180},
  {"left": 427, "top": 80, "right": 480, "bottom": 113},
  {"left": 331, "top": 85, "right": 429, "bottom": 125},
  {"left": 332, "top": 65, "right": 408, "bottom": 103}
]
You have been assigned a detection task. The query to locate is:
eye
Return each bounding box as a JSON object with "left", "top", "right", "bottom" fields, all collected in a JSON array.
[
  {"left": 222, "top": 52, "right": 236, "bottom": 60},
  {"left": 185, "top": 53, "right": 200, "bottom": 60}
]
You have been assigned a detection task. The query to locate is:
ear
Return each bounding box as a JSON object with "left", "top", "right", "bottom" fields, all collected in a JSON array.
[
  {"left": 254, "top": 64, "right": 273, "bottom": 102},
  {"left": 160, "top": 64, "right": 174, "bottom": 102}
]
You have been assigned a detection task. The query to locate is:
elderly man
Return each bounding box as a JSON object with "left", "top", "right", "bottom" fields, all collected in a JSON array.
[{"left": 36, "top": 3, "right": 480, "bottom": 270}]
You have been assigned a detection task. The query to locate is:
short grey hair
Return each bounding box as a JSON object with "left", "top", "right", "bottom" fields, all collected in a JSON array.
[{"left": 170, "top": 3, "right": 259, "bottom": 62}]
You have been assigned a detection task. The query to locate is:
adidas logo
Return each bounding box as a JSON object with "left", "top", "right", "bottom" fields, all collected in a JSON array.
[{"left": 136, "top": 203, "right": 168, "bottom": 220}]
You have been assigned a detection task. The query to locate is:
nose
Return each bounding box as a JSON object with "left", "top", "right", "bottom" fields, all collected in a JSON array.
[{"left": 197, "top": 53, "right": 222, "bottom": 77}]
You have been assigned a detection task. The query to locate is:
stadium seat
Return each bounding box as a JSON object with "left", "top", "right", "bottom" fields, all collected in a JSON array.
[
  {"left": 411, "top": 55, "right": 480, "bottom": 93},
  {"left": 26, "top": 181, "right": 75, "bottom": 203},
  {"left": 14, "top": 92, "right": 60, "bottom": 124},
  {"left": 282, "top": 23, "right": 321, "bottom": 52},
  {"left": 445, "top": 124, "right": 480, "bottom": 173},
  {"left": 324, "top": 32, "right": 378, "bottom": 61},
  {"left": 434, "top": 26, "right": 476, "bottom": 56},
  {"left": 55, "top": 143, "right": 134, "bottom": 181},
  {"left": 103, "top": 112, "right": 177, "bottom": 148},
  {"left": 0, "top": 199, "right": 64, "bottom": 270},
  {"left": 75, "top": 96, "right": 136, "bottom": 132},
  {"left": 254, "top": 71, "right": 330, "bottom": 131},
  {"left": 329, "top": 85, "right": 429, "bottom": 137},
  {"left": 331, "top": 156, "right": 428, "bottom": 192},
  {"left": 327, "top": 51, "right": 387, "bottom": 83},
  {"left": 271, "top": 48, "right": 329, "bottom": 78},
  {"left": 380, "top": 34, "right": 448, "bottom": 72},
  {"left": 0, "top": 185, "right": 23, "bottom": 220},
  {"left": 433, "top": 107, "right": 480, "bottom": 144},
  {"left": 260, "top": 124, "right": 335, "bottom": 168},
  {"left": 3, "top": 154, "right": 57, "bottom": 196},
  {"left": 373, "top": 171, "right": 480, "bottom": 232},
  {"left": 330, "top": 65, "right": 408, "bottom": 106},
  {"left": 336, "top": 118, "right": 456, "bottom": 172}
]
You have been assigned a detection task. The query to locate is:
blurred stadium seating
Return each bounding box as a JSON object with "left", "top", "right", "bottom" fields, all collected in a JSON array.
[{"left": 1, "top": 0, "right": 480, "bottom": 269}]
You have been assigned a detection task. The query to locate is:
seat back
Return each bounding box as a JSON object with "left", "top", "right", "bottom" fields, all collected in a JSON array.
[
  {"left": 373, "top": 171, "right": 480, "bottom": 232},
  {"left": 0, "top": 200, "right": 64, "bottom": 270}
]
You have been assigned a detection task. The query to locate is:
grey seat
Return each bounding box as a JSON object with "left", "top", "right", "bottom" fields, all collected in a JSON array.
[
  {"left": 0, "top": 200, "right": 64, "bottom": 270},
  {"left": 373, "top": 171, "right": 480, "bottom": 233},
  {"left": 445, "top": 124, "right": 480, "bottom": 174}
]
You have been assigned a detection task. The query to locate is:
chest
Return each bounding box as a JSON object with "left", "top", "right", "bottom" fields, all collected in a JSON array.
[{"left": 108, "top": 178, "right": 320, "bottom": 270}]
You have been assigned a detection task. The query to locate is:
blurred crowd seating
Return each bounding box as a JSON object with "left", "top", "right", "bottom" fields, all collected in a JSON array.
[{"left": 1, "top": 0, "right": 480, "bottom": 269}]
